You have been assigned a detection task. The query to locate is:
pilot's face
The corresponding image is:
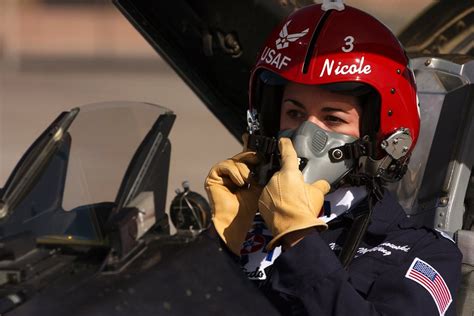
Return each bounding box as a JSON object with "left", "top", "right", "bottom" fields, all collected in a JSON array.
[{"left": 280, "top": 82, "right": 362, "bottom": 138}]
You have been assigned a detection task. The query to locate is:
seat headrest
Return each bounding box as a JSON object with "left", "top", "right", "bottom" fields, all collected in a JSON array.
[{"left": 457, "top": 230, "right": 474, "bottom": 265}]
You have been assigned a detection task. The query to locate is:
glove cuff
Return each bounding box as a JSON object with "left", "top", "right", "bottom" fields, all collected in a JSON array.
[
  {"left": 266, "top": 219, "right": 327, "bottom": 250},
  {"left": 212, "top": 211, "right": 256, "bottom": 256}
]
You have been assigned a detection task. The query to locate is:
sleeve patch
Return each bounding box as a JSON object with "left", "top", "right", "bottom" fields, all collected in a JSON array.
[{"left": 405, "top": 257, "right": 452, "bottom": 316}]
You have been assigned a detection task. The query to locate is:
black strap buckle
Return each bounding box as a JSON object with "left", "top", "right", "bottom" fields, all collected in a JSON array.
[
  {"left": 247, "top": 135, "right": 278, "bottom": 155},
  {"left": 328, "top": 139, "right": 370, "bottom": 163}
]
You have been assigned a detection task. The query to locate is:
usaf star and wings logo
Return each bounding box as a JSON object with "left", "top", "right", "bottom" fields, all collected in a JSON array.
[{"left": 275, "top": 20, "right": 309, "bottom": 50}]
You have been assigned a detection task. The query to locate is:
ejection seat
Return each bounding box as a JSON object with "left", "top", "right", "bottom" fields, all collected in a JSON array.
[{"left": 388, "top": 56, "right": 474, "bottom": 315}]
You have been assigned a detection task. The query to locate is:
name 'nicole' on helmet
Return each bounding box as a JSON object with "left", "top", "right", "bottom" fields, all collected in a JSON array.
[{"left": 247, "top": 1, "right": 420, "bottom": 190}]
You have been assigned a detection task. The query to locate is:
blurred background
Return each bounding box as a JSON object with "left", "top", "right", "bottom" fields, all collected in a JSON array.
[{"left": 0, "top": 0, "right": 435, "bottom": 212}]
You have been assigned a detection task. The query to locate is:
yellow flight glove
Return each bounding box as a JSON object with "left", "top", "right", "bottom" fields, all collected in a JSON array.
[
  {"left": 258, "top": 138, "right": 330, "bottom": 250},
  {"left": 205, "top": 146, "right": 262, "bottom": 256}
]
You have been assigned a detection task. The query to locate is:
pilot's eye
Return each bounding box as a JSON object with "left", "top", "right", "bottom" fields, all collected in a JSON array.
[
  {"left": 324, "top": 115, "right": 347, "bottom": 125},
  {"left": 286, "top": 109, "right": 306, "bottom": 120}
]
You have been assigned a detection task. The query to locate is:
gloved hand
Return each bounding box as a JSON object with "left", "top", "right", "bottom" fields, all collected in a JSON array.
[
  {"left": 258, "top": 138, "right": 330, "bottom": 250},
  {"left": 205, "top": 136, "right": 262, "bottom": 256}
]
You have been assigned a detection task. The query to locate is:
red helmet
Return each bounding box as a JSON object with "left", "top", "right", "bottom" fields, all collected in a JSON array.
[{"left": 248, "top": 3, "right": 420, "bottom": 175}]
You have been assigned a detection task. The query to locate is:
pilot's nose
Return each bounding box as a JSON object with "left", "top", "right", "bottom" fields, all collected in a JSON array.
[{"left": 306, "top": 115, "right": 326, "bottom": 130}]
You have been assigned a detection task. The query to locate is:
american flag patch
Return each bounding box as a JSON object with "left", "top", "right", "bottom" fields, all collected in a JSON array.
[{"left": 405, "top": 257, "right": 452, "bottom": 316}]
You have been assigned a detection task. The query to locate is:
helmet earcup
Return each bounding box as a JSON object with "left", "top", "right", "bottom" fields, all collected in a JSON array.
[{"left": 257, "top": 76, "right": 284, "bottom": 137}]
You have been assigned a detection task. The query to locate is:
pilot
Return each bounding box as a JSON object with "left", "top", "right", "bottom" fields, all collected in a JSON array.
[{"left": 205, "top": 2, "right": 462, "bottom": 315}]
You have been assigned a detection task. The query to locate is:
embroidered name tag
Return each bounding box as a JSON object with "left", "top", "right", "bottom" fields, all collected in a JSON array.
[
  {"left": 405, "top": 258, "right": 452, "bottom": 316},
  {"left": 356, "top": 242, "right": 410, "bottom": 257}
]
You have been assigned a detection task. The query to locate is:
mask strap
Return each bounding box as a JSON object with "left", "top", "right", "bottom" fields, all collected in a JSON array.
[
  {"left": 328, "top": 137, "right": 372, "bottom": 163},
  {"left": 337, "top": 178, "right": 383, "bottom": 268}
]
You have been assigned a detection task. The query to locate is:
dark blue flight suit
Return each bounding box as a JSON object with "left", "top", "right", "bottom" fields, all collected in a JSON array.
[{"left": 257, "top": 191, "right": 462, "bottom": 315}]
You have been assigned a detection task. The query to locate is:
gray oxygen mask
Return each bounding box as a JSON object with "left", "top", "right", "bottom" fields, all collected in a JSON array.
[{"left": 279, "top": 121, "right": 358, "bottom": 185}]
